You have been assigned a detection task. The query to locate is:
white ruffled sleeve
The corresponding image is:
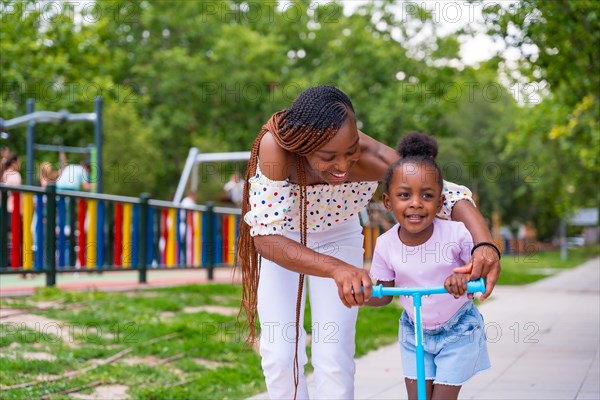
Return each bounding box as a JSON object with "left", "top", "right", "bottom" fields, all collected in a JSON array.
[
  {"left": 438, "top": 180, "right": 476, "bottom": 220},
  {"left": 243, "top": 171, "right": 294, "bottom": 237}
]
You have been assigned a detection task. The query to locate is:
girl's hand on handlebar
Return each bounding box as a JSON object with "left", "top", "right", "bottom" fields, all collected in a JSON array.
[
  {"left": 330, "top": 266, "right": 372, "bottom": 308},
  {"left": 444, "top": 273, "right": 469, "bottom": 298}
]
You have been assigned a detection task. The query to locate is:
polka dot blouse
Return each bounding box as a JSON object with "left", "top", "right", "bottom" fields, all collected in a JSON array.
[
  {"left": 440, "top": 180, "right": 476, "bottom": 220},
  {"left": 243, "top": 164, "right": 476, "bottom": 237},
  {"left": 244, "top": 164, "right": 378, "bottom": 236}
]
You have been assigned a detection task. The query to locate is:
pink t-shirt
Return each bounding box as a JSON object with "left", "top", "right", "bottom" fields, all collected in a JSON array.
[{"left": 369, "top": 218, "right": 473, "bottom": 329}]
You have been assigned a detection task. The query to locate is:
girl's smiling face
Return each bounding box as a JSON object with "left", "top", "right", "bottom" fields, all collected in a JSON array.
[
  {"left": 383, "top": 162, "right": 443, "bottom": 246},
  {"left": 304, "top": 117, "right": 361, "bottom": 185}
]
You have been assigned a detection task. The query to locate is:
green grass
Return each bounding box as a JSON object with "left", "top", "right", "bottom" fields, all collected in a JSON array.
[
  {"left": 0, "top": 285, "right": 262, "bottom": 399},
  {"left": 0, "top": 283, "right": 403, "bottom": 399},
  {"left": 0, "top": 245, "right": 597, "bottom": 398},
  {"left": 498, "top": 245, "right": 599, "bottom": 285}
]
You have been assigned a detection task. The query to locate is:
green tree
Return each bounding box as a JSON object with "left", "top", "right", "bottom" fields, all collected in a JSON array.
[
  {"left": 0, "top": 0, "right": 139, "bottom": 178},
  {"left": 437, "top": 63, "right": 521, "bottom": 225},
  {"left": 102, "top": 101, "right": 160, "bottom": 196},
  {"left": 481, "top": 0, "right": 600, "bottom": 238},
  {"left": 3, "top": 0, "right": 553, "bottom": 221}
]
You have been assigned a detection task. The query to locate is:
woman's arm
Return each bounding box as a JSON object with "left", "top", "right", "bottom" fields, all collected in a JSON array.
[
  {"left": 451, "top": 200, "right": 501, "bottom": 301},
  {"left": 353, "top": 131, "right": 399, "bottom": 181},
  {"left": 253, "top": 234, "right": 372, "bottom": 307}
]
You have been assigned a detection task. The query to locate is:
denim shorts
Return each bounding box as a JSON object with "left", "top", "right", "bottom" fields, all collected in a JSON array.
[{"left": 398, "top": 301, "right": 491, "bottom": 386}]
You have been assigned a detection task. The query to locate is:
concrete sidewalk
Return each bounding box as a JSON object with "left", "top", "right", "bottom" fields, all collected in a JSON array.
[{"left": 251, "top": 257, "right": 600, "bottom": 399}]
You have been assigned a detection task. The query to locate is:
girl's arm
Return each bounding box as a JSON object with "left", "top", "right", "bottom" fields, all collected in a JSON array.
[
  {"left": 253, "top": 234, "right": 372, "bottom": 308},
  {"left": 451, "top": 200, "right": 501, "bottom": 301},
  {"left": 365, "top": 280, "right": 394, "bottom": 307}
]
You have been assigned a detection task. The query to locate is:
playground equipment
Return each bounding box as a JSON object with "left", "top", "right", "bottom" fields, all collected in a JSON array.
[
  {"left": 174, "top": 147, "right": 250, "bottom": 204},
  {"left": 0, "top": 97, "right": 103, "bottom": 192},
  {"left": 371, "top": 278, "right": 486, "bottom": 400}
]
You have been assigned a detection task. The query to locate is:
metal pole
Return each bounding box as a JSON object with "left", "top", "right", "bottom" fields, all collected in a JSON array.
[
  {"left": 174, "top": 147, "right": 199, "bottom": 203},
  {"left": 94, "top": 97, "right": 103, "bottom": 193},
  {"left": 560, "top": 217, "right": 568, "bottom": 260},
  {"left": 26, "top": 99, "right": 35, "bottom": 185},
  {"left": 414, "top": 294, "right": 426, "bottom": 400},
  {"left": 33, "top": 144, "right": 92, "bottom": 154},
  {"left": 45, "top": 184, "right": 57, "bottom": 287}
]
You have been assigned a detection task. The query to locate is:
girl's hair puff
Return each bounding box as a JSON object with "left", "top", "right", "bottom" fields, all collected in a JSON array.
[{"left": 384, "top": 131, "right": 443, "bottom": 193}]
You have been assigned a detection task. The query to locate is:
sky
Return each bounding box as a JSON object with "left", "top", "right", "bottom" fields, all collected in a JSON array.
[{"left": 338, "top": 0, "right": 522, "bottom": 66}]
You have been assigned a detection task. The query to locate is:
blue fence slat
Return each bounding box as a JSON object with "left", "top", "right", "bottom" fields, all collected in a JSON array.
[
  {"left": 131, "top": 205, "right": 139, "bottom": 268},
  {"left": 57, "top": 197, "right": 66, "bottom": 268},
  {"left": 175, "top": 208, "right": 182, "bottom": 266},
  {"left": 201, "top": 212, "right": 207, "bottom": 266},
  {"left": 214, "top": 214, "right": 222, "bottom": 265},
  {"left": 96, "top": 201, "right": 105, "bottom": 268},
  {"left": 146, "top": 207, "right": 154, "bottom": 266}
]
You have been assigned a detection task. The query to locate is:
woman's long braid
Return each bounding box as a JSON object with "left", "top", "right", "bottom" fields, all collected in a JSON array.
[
  {"left": 237, "top": 126, "right": 268, "bottom": 348},
  {"left": 237, "top": 86, "right": 355, "bottom": 398},
  {"left": 292, "top": 153, "right": 307, "bottom": 398}
]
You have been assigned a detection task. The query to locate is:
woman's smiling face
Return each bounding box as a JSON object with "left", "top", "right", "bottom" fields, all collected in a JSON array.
[{"left": 304, "top": 117, "right": 362, "bottom": 185}]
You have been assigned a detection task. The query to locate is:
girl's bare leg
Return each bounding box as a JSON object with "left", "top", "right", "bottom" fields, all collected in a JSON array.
[
  {"left": 405, "top": 378, "right": 433, "bottom": 400},
  {"left": 432, "top": 383, "right": 461, "bottom": 400}
]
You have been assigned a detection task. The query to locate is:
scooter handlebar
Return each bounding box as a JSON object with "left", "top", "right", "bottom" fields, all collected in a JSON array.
[{"left": 371, "top": 278, "right": 485, "bottom": 298}]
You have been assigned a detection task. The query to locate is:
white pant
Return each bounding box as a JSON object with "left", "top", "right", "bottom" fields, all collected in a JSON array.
[{"left": 257, "top": 217, "right": 364, "bottom": 399}]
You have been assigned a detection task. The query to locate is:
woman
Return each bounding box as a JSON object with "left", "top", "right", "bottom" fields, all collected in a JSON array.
[{"left": 238, "top": 86, "right": 500, "bottom": 399}]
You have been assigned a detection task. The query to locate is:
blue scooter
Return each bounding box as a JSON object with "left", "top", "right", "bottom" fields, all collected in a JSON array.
[{"left": 370, "top": 278, "right": 486, "bottom": 400}]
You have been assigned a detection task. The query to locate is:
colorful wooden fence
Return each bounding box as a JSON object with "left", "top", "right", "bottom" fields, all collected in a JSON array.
[
  {"left": 362, "top": 225, "right": 381, "bottom": 263},
  {"left": 1, "top": 184, "right": 380, "bottom": 286}
]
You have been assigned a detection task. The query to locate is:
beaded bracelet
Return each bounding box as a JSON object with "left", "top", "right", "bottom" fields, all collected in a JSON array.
[{"left": 471, "top": 242, "right": 502, "bottom": 260}]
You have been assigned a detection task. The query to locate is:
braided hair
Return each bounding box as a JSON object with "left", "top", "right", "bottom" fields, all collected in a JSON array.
[
  {"left": 238, "top": 86, "right": 354, "bottom": 395},
  {"left": 383, "top": 131, "right": 443, "bottom": 193}
]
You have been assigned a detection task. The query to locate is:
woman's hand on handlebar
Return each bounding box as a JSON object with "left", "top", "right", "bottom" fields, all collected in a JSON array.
[
  {"left": 330, "top": 264, "right": 372, "bottom": 308},
  {"left": 453, "top": 245, "right": 501, "bottom": 301}
]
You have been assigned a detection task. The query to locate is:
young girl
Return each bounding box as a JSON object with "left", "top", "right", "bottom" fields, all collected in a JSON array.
[{"left": 367, "top": 132, "right": 491, "bottom": 400}]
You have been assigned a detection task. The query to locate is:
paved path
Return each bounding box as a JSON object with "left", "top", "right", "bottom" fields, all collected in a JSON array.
[{"left": 250, "top": 257, "right": 600, "bottom": 399}]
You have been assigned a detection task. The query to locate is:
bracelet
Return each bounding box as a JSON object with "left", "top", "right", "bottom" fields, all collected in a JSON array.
[{"left": 471, "top": 242, "right": 502, "bottom": 260}]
